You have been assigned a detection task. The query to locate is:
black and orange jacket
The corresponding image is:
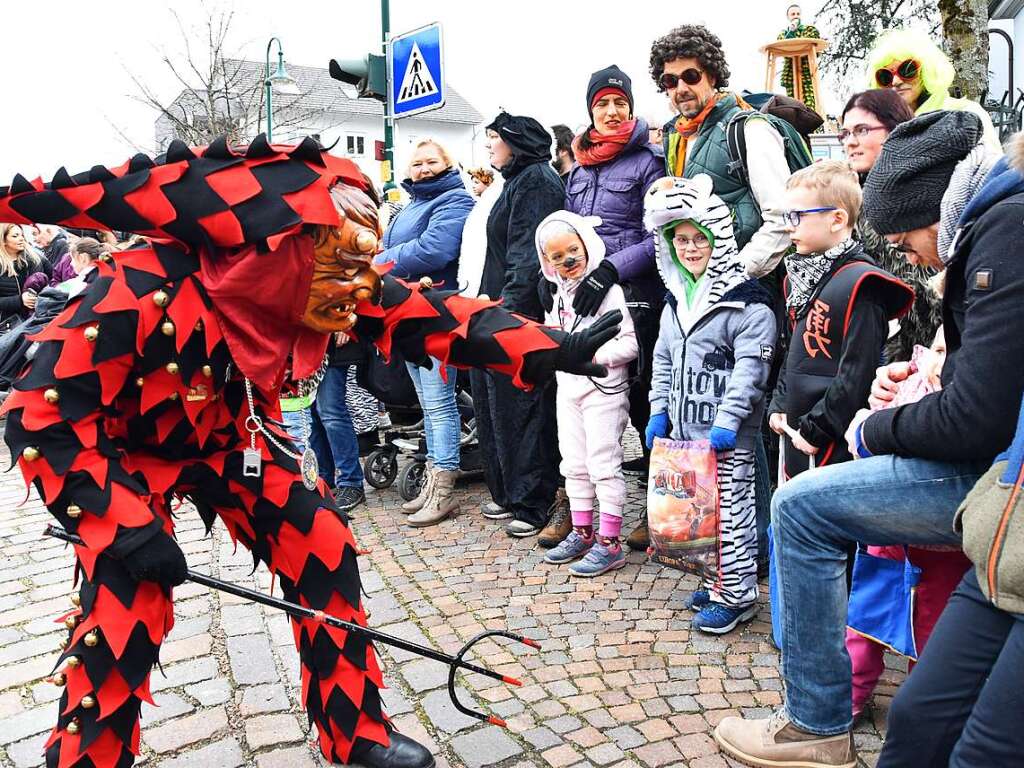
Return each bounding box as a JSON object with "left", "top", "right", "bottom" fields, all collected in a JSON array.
[{"left": 770, "top": 243, "right": 913, "bottom": 477}]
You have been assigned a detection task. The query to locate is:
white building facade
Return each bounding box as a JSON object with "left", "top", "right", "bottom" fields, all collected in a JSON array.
[{"left": 155, "top": 59, "right": 486, "bottom": 194}]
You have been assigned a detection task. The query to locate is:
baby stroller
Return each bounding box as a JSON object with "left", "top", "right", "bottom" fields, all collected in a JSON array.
[{"left": 358, "top": 349, "right": 483, "bottom": 500}]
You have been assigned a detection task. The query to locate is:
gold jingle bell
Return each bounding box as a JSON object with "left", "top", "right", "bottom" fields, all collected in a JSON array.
[
  {"left": 201, "top": 365, "right": 213, "bottom": 378},
  {"left": 194, "top": 319, "right": 203, "bottom": 331},
  {"left": 418, "top": 276, "right": 434, "bottom": 289},
  {"left": 66, "top": 656, "right": 81, "bottom": 668},
  {"left": 70, "top": 593, "right": 81, "bottom": 606},
  {"left": 66, "top": 504, "right": 82, "bottom": 519},
  {"left": 50, "top": 672, "right": 66, "bottom": 686},
  {"left": 65, "top": 720, "right": 80, "bottom": 735},
  {"left": 161, "top": 320, "right": 175, "bottom": 336},
  {"left": 83, "top": 630, "right": 99, "bottom": 647},
  {"left": 22, "top": 446, "right": 41, "bottom": 462},
  {"left": 44, "top": 388, "right": 60, "bottom": 404},
  {"left": 84, "top": 326, "right": 98, "bottom": 342},
  {"left": 64, "top": 616, "right": 78, "bottom": 630},
  {"left": 80, "top": 695, "right": 96, "bottom": 709},
  {"left": 152, "top": 290, "right": 170, "bottom": 308},
  {"left": 168, "top": 392, "right": 179, "bottom": 401},
  {"left": 135, "top": 377, "right": 144, "bottom": 387},
  {"left": 165, "top": 361, "right": 180, "bottom": 375}
]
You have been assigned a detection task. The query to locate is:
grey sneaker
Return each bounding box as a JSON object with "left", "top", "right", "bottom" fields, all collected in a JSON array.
[
  {"left": 505, "top": 519, "right": 540, "bottom": 537},
  {"left": 481, "top": 502, "right": 512, "bottom": 520},
  {"left": 544, "top": 530, "right": 594, "bottom": 564},
  {"left": 569, "top": 540, "right": 626, "bottom": 577}
]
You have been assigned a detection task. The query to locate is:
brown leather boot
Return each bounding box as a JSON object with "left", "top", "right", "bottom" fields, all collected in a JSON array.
[
  {"left": 408, "top": 470, "right": 459, "bottom": 527},
  {"left": 538, "top": 489, "right": 571, "bottom": 548},
  {"left": 401, "top": 463, "right": 434, "bottom": 514},
  {"left": 625, "top": 515, "right": 649, "bottom": 551},
  {"left": 714, "top": 709, "right": 856, "bottom": 768}
]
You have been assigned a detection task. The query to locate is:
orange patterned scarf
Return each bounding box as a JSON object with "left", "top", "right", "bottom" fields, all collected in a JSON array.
[{"left": 669, "top": 93, "right": 722, "bottom": 176}]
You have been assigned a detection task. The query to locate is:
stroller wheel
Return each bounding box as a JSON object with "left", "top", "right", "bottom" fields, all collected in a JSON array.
[
  {"left": 398, "top": 461, "right": 427, "bottom": 502},
  {"left": 364, "top": 449, "right": 398, "bottom": 489}
]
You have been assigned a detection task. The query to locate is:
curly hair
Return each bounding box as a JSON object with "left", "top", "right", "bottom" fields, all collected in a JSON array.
[{"left": 649, "top": 24, "right": 730, "bottom": 90}]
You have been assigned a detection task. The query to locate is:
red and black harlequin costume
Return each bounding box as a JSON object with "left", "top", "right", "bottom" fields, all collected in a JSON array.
[{"left": 0, "top": 135, "right": 617, "bottom": 768}]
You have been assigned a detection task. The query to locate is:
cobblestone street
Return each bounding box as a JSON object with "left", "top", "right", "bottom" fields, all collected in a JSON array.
[{"left": 0, "top": 432, "right": 904, "bottom": 768}]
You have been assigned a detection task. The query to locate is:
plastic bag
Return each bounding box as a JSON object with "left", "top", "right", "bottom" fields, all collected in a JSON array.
[{"left": 647, "top": 437, "right": 720, "bottom": 578}]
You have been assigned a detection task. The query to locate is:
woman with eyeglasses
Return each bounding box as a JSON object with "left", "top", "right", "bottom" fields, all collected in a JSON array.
[
  {"left": 840, "top": 88, "right": 942, "bottom": 365},
  {"left": 865, "top": 28, "right": 1000, "bottom": 151}
]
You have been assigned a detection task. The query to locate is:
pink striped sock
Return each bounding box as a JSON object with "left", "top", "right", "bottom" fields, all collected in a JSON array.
[
  {"left": 599, "top": 512, "right": 622, "bottom": 540},
  {"left": 571, "top": 510, "right": 594, "bottom": 528}
]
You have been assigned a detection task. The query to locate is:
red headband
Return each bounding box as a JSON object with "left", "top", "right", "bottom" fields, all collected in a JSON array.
[{"left": 591, "top": 87, "right": 628, "bottom": 110}]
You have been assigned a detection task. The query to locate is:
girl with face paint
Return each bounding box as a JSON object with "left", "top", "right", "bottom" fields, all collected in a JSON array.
[{"left": 535, "top": 211, "right": 638, "bottom": 577}]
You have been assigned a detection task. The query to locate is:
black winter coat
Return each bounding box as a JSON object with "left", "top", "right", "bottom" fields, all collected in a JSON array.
[
  {"left": 0, "top": 258, "right": 50, "bottom": 323},
  {"left": 862, "top": 181, "right": 1024, "bottom": 462},
  {"left": 482, "top": 163, "right": 564, "bottom": 321}
]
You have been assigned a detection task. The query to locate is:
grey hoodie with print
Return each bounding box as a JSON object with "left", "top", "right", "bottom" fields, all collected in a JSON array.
[{"left": 645, "top": 175, "right": 777, "bottom": 449}]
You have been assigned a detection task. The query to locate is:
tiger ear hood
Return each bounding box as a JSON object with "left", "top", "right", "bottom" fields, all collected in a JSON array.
[{"left": 644, "top": 174, "right": 748, "bottom": 307}]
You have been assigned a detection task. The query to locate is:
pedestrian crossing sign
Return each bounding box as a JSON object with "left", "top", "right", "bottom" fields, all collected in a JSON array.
[{"left": 389, "top": 23, "right": 445, "bottom": 119}]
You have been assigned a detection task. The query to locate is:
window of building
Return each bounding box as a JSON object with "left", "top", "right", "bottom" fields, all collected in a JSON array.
[{"left": 347, "top": 135, "right": 366, "bottom": 157}]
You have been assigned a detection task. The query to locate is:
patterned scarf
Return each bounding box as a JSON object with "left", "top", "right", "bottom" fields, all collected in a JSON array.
[
  {"left": 572, "top": 119, "right": 637, "bottom": 167},
  {"left": 937, "top": 143, "right": 997, "bottom": 264},
  {"left": 785, "top": 237, "right": 856, "bottom": 315},
  {"left": 668, "top": 93, "right": 722, "bottom": 176}
]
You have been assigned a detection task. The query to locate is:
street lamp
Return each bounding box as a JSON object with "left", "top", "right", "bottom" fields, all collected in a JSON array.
[{"left": 265, "top": 37, "right": 300, "bottom": 142}]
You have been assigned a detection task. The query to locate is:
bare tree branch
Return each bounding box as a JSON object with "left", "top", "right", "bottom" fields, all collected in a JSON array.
[{"left": 111, "top": 3, "right": 327, "bottom": 150}]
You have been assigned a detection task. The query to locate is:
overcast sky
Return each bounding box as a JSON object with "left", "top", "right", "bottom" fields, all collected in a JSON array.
[{"left": 3, "top": 0, "right": 847, "bottom": 181}]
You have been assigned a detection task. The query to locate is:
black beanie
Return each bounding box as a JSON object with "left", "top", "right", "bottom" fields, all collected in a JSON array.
[
  {"left": 862, "top": 110, "right": 984, "bottom": 235},
  {"left": 586, "top": 65, "right": 634, "bottom": 121}
]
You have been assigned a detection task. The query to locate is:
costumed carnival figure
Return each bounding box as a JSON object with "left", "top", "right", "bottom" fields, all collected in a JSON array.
[
  {"left": 777, "top": 4, "right": 820, "bottom": 112},
  {"left": 0, "top": 135, "right": 620, "bottom": 768}
]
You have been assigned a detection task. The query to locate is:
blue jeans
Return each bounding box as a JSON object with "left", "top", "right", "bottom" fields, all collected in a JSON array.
[
  {"left": 879, "top": 570, "right": 1024, "bottom": 767},
  {"left": 281, "top": 408, "right": 312, "bottom": 453},
  {"left": 406, "top": 358, "right": 460, "bottom": 471},
  {"left": 771, "top": 455, "right": 986, "bottom": 735},
  {"left": 312, "top": 365, "right": 364, "bottom": 488}
]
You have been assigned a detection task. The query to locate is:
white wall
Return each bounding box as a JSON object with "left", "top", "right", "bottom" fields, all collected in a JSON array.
[{"left": 989, "top": 19, "right": 1016, "bottom": 105}]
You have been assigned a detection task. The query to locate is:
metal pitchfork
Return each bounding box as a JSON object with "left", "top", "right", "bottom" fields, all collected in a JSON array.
[{"left": 45, "top": 524, "right": 537, "bottom": 727}]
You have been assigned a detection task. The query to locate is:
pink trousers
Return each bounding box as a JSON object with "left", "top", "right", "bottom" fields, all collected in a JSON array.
[{"left": 847, "top": 545, "right": 972, "bottom": 714}]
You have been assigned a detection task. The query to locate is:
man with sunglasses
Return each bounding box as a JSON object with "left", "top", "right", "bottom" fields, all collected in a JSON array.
[
  {"left": 865, "top": 27, "right": 1000, "bottom": 152},
  {"left": 650, "top": 23, "right": 793, "bottom": 280}
]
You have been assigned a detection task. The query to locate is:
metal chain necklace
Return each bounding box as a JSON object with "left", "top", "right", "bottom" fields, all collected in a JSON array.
[{"left": 243, "top": 378, "right": 320, "bottom": 491}]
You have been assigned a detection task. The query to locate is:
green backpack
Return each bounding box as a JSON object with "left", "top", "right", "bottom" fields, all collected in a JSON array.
[{"left": 724, "top": 95, "right": 816, "bottom": 192}]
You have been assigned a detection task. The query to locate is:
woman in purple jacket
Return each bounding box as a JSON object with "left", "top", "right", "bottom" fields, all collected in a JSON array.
[{"left": 557, "top": 65, "right": 664, "bottom": 548}]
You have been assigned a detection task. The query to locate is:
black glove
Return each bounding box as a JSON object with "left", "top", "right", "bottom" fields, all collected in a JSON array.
[
  {"left": 120, "top": 529, "right": 188, "bottom": 588},
  {"left": 539, "top": 280, "right": 556, "bottom": 314},
  {"left": 572, "top": 260, "right": 618, "bottom": 317},
  {"left": 555, "top": 310, "right": 622, "bottom": 377}
]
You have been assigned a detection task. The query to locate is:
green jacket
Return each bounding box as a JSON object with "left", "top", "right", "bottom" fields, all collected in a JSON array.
[{"left": 663, "top": 94, "right": 762, "bottom": 249}]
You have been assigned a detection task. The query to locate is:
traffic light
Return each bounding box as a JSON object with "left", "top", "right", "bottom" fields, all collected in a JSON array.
[{"left": 328, "top": 54, "right": 387, "bottom": 102}]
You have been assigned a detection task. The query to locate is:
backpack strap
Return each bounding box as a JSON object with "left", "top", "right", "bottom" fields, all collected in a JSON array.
[{"left": 725, "top": 112, "right": 751, "bottom": 188}]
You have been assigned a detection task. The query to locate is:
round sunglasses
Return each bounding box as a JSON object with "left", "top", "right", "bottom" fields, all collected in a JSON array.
[
  {"left": 875, "top": 58, "right": 920, "bottom": 88},
  {"left": 658, "top": 68, "right": 704, "bottom": 90}
]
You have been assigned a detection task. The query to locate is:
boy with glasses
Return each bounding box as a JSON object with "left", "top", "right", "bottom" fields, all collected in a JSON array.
[{"left": 767, "top": 160, "right": 913, "bottom": 477}]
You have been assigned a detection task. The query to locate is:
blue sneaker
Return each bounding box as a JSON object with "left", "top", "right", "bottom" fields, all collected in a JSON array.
[
  {"left": 685, "top": 589, "right": 711, "bottom": 612},
  {"left": 544, "top": 530, "right": 594, "bottom": 564},
  {"left": 692, "top": 602, "right": 758, "bottom": 635},
  {"left": 569, "top": 540, "right": 626, "bottom": 577}
]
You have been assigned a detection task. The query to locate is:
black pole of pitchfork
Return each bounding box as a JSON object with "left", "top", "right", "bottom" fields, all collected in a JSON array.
[{"left": 45, "top": 524, "right": 536, "bottom": 727}]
